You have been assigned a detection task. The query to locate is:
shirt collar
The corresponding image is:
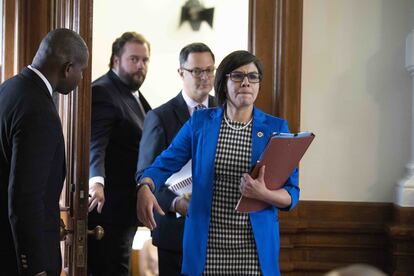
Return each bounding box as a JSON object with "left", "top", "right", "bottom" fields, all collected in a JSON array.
[
  {"left": 28, "top": 65, "right": 53, "bottom": 96},
  {"left": 181, "top": 90, "right": 209, "bottom": 110}
]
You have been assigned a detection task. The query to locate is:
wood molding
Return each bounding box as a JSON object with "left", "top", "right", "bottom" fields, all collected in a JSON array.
[
  {"left": 248, "top": 0, "right": 302, "bottom": 132},
  {"left": 248, "top": 0, "right": 276, "bottom": 116},
  {"left": 1, "top": 0, "right": 50, "bottom": 81},
  {"left": 279, "top": 201, "right": 414, "bottom": 275},
  {"left": 274, "top": 0, "right": 303, "bottom": 132},
  {"left": 50, "top": 1, "right": 94, "bottom": 275},
  {"left": 387, "top": 205, "right": 414, "bottom": 275},
  {"left": 2, "top": 0, "right": 17, "bottom": 81}
]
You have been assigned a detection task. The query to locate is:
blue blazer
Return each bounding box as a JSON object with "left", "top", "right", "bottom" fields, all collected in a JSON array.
[
  {"left": 137, "top": 92, "right": 215, "bottom": 253},
  {"left": 142, "top": 107, "right": 299, "bottom": 276}
]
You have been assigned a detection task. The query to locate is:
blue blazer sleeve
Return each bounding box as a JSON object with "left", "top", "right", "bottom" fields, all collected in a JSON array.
[
  {"left": 141, "top": 117, "right": 193, "bottom": 191},
  {"left": 136, "top": 110, "right": 176, "bottom": 211}
]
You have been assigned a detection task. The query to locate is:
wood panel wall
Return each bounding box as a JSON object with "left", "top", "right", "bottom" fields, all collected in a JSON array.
[
  {"left": 249, "top": 0, "right": 302, "bottom": 132},
  {"left": 1, "top": 0, "right": 50, "bottom": 81},
  {"left": 387, "top": 206, "right": 414, "bottom": 275},
  {"left": 279, "top": 201, "right": 414, "bottom": 275}
]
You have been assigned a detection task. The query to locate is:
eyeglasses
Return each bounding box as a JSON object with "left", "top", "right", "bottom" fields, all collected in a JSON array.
[
  {"left": 226, "top": 72, "right": 262, "bottom": 83},
  {"left": 181, "top": 67, "right": 215, "bottom": 78}
]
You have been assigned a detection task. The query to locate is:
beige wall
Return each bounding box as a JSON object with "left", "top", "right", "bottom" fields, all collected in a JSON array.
[
  {"left": 92, "top": 0, "right": 248, "bottom": 107},
  {"left": 300, "top": 0, "right": 414, "bottom": 202}
]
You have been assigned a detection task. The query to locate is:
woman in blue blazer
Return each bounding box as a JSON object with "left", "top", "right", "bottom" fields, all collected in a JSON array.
[{"left": 137, "top": 50, "right": 299, "bottom": 276}]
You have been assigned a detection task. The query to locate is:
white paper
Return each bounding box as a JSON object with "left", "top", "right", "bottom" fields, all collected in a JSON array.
[{"left": 166, "top": 160, "right": 192, "bottom": 196}]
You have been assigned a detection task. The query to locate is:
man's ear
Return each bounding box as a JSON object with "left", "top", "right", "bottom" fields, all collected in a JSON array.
[
  {"left": 177, "top": 68, "right": 184, "bottom": 78},
  {"left": 113, "top": 56, "right": 120, "bottom": 70},
  {"left": 63, "top": 62, "right": 73, "bottom": 78}
]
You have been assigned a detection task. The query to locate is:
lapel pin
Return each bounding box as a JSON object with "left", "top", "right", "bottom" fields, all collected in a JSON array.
[{"left": 257, "top": 131, "right": 264, "bottom": 138}]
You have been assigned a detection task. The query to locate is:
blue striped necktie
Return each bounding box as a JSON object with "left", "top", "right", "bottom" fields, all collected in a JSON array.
[{"left": 194, "top": 104, "right": 206, "bottom": 111}]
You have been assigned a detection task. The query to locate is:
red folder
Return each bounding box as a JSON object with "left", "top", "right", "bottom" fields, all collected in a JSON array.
[{"left": 235, "top": 132, "right": 315, "bottom": 212}]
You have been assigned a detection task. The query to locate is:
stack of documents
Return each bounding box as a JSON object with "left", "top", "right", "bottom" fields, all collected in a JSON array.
[{"left": 166, "top": 160, "right": 192, "bottom": 196}]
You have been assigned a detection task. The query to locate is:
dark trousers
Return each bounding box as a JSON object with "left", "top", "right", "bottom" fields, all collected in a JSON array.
[
  {"left": 157, "top": 247, "right": 183, "bottom": 276},
  {"left": 87, "top": 223, "right": 136, "bottom": 276}
]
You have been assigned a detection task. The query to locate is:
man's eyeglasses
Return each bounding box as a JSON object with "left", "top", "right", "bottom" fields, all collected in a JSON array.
[
  {"left": 181, "top": 67, "right": 215, "bottom": 78},
  {"left": 226, "top": 72, "right": 262, "bottom": 83}
]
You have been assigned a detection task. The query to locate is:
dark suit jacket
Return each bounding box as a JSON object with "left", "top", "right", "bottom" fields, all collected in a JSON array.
[
  {"left": 137, "top": 92, "right": 215, "bottom": 252},
  {"left": 0, "top": 68, "right": 65, "bottom": 275},
  {"left": 89, "top": 70, "right": 150, "bottom": 226}
]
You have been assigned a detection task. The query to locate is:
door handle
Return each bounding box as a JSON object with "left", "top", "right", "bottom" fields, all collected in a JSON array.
[
  {"left": 60, "top": 219, "right": 105, "bottom": 241},
  {"left": 87, "top": 225, "right": 104, "bottom": 240}
]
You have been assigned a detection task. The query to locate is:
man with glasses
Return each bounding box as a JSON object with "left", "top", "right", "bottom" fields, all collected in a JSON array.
[
  {"left": 88, "top": 32, "right": 151, "bottom": 276},
  {"left": 136, "top": 42, "right": 215, "bottom": 276}
]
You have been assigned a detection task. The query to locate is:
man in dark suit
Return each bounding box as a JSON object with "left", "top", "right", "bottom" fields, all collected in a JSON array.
[
  {"left": 137, "top": 42, "right": 215, "bottom": 276},
  {"left": 0, "top": 28, "right": 88, "bottom": 276},
  {"left": 87, "top": 32, "right": 151, "bottom": 276}
]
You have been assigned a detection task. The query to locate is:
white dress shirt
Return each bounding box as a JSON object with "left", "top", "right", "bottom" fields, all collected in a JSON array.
[{"left": 28, "top": 65, "right": 53, "bottom": 96}]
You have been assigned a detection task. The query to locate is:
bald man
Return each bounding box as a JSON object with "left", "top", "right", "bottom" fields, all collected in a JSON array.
[{"left": 0, "top": 28, "right": 89, "bottom": 276}]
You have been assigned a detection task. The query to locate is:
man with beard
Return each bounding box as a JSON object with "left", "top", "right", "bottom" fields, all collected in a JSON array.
[
  {"left": 137, "top": 42, "right": 215, "bottom": 275},
  {"left": 88, "top": 32, "right": 151, "bottom": 276}
]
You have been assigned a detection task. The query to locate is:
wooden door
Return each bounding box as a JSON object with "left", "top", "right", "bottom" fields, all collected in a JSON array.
[{"left": 52, "top": 1, "right": 94, "bottom": 275}]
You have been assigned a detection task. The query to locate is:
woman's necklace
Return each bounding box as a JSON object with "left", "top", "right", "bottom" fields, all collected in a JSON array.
[{"left": 224, "top": 112, "right": 253, "bottom": 131}]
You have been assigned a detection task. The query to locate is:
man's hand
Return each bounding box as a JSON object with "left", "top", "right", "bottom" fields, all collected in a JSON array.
[
  {"left": 88, "top": 182, "right": 105, "bottom": 213},
  {"left": 174, "top": 194, "right": 190, "bottom": 216},
  {"left": 239, "top": 166, "right": 268, "bottom": 200},
  {"left": 136, "top": 185, "right": 165, "bottom": 230}
]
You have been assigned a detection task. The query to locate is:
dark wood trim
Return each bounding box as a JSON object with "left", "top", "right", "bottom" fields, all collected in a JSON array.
[
  {"left": 274, "top": 0, "right": 303, "bottom": 132},
  {"left": 1, "top": 0, "right": 51, "bottom": 80},
  {"left": 18, "top": 1, "right": 51, "bottom": 70},
  {"left": 248, "top": 0, "right": 302, "bottom": 132},
  {"left": 248, "top": 0, "right": 277, "bottom": 116},
  {"left": 279, "top": 201, "right": 414, "bottom": 275},
  {"left": 68, "top": 1, "right": 93, "bottom": 274},
  {"left": 50, "top": 1, "right": 93, "bottom": 275},
  {"left": 387, "top": 205, "right": 414, "bottom": 275},
  {"left": 2, "top": 0, "right": 17, "bottom": 81}
]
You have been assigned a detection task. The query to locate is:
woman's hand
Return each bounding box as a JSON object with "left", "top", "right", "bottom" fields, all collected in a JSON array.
[
  {"left": 239, "top": 165, "right": 292, "bottom": 208},
  {"left": 239, "top": 166, "right": 267, "bottom": 200}
]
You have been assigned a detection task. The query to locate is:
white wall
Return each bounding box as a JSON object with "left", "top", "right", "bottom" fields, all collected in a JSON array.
[
  {"left": 301, "top": 0, "right": 414, "bottom": 202},
  {"left": 92, "top": 0, "right": 248, "bottom": 107}
]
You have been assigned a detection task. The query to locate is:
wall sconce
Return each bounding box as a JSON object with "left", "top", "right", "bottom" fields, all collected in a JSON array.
[{"left": 179, "top": 0, "right": 214, "bottom": 31}]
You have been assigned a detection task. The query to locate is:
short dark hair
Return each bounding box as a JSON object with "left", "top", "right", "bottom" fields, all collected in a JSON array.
[
  {"left": 214, "top": 50, "right": 263, "bottom": 106},
  {"left": 109, "top": 32, "right": 150, "bottom": 68},
  {"left": 32, "top": 28, "right": 88, "bottom": 67},
  {"left": 179, "top": 42, "right": 215, "bottom": 67}
]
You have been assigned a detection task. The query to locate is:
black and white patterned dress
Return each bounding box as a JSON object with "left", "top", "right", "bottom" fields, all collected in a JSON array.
[{"left": 203, "top": 117, "right": 262, "bottom": 275}]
